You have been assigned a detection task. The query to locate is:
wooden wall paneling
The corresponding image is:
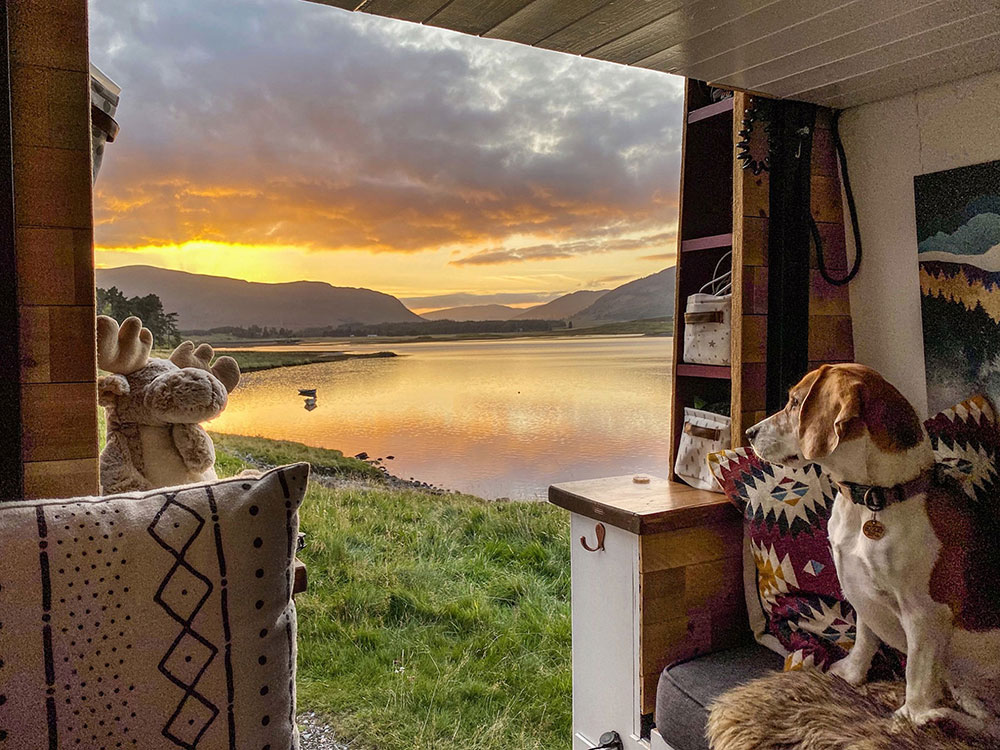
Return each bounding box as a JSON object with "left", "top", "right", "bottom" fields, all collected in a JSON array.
[
  {"left": 8, "top": 2, "right": 89, "bottom": 71},
  {"left": 740, "top": 216, "right": 768, "bottom": 265},
  {"left": 806, "top": 107, "right": 855, "bottom": 366},
  {"left": 731, "top": 92, "right": 770, "bottom": 445},
  {"left": 768, "top": 10, "right": 1000, "bottom": 100},
  {"left": 588, "top": 0, "right": 772, "bottom": 67},
  {"left": 739, "top": 362, "right": 766, "bottom": 412},
  {"left": 538, "top": 0, "right": 686, "bottom": 55},
  {"left": 9, "top": 0, "right": 99, "bottom": 498},
  {"left": 356, "top": 0, "right": 448, "bottom": 23},
  {"left": 809, "top": 270, "right": 851, "bottom": 316},
  {"left": 424, "top": 0, "right": 536, "bottom": 36},
  {"left": 634, "top": 0, "right": 852, "bottom": 77},
  {"left": 667, "top": 80, "right": 692, "bottom": 481},
  {"left": 15, "top": 226, "right": 93, "bottom": 306},
  {"left": 482, "top": 0, "right": 611, "bottom": 44},
  {"left": 351, "top": 0, "right": 1000, "bottom": 110},
  {"left": 304, "top": 0, "right": 360, "bottom": 9},
  {"left": 637, "top": 517, "right": 747, "bottom": 713},
  {"left": 690, "top": 0, "right": 966, "bottom": 90},
  {"left": 0, "top": 0, "right": 22, "bottom": 500},
  {"left": 21, "top": 382, "right": 98, "bottom": 463},
  {"left": 810, "top": 174, "right": 844, "bottom": 224},
  {"left": 808, "top": 315, "right": 854, "bottom": 362},
  {"left": 818, "top": 36, "right": 1000, "bottom": 109},
  {"left": 729, "top": 92, "right": 746, "bottom": 447},
  {"left": 23, "top": 457, "right": 98, "bottom": 499}
]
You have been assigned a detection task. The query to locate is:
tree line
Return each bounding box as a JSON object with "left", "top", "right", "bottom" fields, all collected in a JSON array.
[{"left": 97, "top": 287, "right": 181, "bottom": 346}]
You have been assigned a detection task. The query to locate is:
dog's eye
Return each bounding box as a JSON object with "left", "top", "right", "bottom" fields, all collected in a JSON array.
[{"left": 789, "top": 396, "right": 799, "bottom": 409}]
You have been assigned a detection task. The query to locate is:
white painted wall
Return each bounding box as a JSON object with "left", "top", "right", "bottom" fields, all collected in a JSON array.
[{"left": 838, "top": 69, "right": 1000, "bottom": 418}]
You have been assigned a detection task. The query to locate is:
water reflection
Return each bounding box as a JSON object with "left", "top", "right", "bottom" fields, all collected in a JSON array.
[{"left": 208, "top": 336, "right": 672, "bottom": 499}]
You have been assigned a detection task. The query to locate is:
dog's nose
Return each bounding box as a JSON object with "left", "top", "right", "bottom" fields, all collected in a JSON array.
[{"left": 745, "top": 424, "right": 759, "bottom": 441}]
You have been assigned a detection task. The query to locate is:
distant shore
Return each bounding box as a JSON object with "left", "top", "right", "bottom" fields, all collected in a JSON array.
[
  {"left": 214, "top": 349, "right": 397, "bottom": 373},
  {"left": 187, "top": 317, "right": 672, "bottom": 349}
]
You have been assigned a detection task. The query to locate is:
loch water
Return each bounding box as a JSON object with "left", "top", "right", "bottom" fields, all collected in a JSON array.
[{"left": 209, "top": 335, "right": 672, "bottom": 500}]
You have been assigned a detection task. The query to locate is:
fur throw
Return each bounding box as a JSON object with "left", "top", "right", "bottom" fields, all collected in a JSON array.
[
  {"left": 97, "top": 315, "right": 241, "bottom": 494},
  {"left": 707, "top": 670, "right": 984, "bottom": 750}
]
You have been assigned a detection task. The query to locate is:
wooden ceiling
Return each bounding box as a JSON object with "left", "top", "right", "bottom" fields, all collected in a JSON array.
[{"left": 307, "top": 0, "right": 1000, "bottom": 108}]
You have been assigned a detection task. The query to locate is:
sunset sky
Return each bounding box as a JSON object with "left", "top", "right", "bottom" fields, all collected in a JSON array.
[{"left": 88, "top": 0, "right": 683, "bottom": 312}]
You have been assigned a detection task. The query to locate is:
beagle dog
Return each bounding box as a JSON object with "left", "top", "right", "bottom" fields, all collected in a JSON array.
[{"left": 746, "top": 364, "right": 1000, "bottom": 734}]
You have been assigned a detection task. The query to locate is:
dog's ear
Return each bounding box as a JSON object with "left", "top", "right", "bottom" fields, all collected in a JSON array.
[
  {"left": 859, "top": 373, "right": 924, "bottom": 453},
  {"left": 798, "top": 366, "right": 862, "bottom": 461}
]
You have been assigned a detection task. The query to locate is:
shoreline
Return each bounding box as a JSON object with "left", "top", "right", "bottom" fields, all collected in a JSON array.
[
  {"left": 208, "top": 431, "right": 466, "bottom": 497},
  {"left": 217, "top": 349, "right": 397, "bottom": 373}
]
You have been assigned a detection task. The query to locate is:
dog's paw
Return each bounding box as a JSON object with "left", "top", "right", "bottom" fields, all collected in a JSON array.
[
  {"left": 950, "top": 687, "right": 992, "bottom": 721},
  {"left": 894, "top": 704, "right": 987, "bottom": 732},
  {"left": 828, "top": 657, "right": 867, "bottom": 686}
]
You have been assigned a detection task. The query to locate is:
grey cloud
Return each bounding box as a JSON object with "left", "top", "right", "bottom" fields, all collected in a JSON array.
[
  {"left": 88, "top": 0, "right": 682, "bottom": 252},
  {"left": 451, "top": 231, "right": 677, "bottom": 266}
]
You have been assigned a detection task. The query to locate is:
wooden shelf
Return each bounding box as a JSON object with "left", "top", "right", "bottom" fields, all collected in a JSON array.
[
  {"left": 680, "top": 233, "right": 733, "bottom": 252},
  {"left": 676, "top": 363, "right": 731, "bottom": 379},
  {"left": 687, "top": 97, "right": 734, "bottom": 124},
  {"left": 548, "top": 474, "right": 736, "bottom": 535}
]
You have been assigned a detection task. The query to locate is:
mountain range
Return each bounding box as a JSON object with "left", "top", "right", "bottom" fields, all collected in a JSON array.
[
  {"left": 96, "top": 264, "right": 676, "bottom": 330},
  {"left": 96, "top": 266, "right": 422, "bottom": 330},
  {"left": 421, "top": 304, "right": 521, "bottom": 321},
  {"left": 424, "top": 289, "right": 610, "bottom": 321},
  {"left": 572, "top": 266, "right": 676, "bottom": 323}
]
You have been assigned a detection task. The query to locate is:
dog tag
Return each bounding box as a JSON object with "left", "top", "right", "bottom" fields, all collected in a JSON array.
[{"left": 863, "top": 518, "right": 886, "bottom": 540}]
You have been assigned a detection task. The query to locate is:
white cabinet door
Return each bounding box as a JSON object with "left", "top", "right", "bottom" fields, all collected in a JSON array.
[{"left": 570, "top": 514, "right": 640, "bottom": 750}]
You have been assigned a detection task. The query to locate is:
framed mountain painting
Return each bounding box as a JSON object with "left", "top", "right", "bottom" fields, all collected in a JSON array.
[{"left": 916, "top": 159, "right": 1000, "bottom": 414}]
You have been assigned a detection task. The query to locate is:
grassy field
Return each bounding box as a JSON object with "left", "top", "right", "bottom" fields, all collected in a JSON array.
[
  {"left": 151, "top": 349, "right": 397, "bottom": 373},
  {"left": 214, "top": 436, "right": 573, "bottom": 750},
  {"left": 96, "top": 411, "right": 572, "bottom": 749}
]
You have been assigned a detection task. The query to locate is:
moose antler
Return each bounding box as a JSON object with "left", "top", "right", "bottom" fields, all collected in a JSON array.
[
  {"left": 169, "top": 341, "right": 241, "bottom": 393},
  {"left": 97, "top": 315, "right": 153, "bottom": 374}
]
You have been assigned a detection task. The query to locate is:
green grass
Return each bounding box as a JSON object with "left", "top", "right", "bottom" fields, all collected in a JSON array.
[
  {"left": 150, "top": 349, "right": 397, "bottom": 373},
  {"left": 291, "top": 482, "right": 570, "bottom": 750},
  {"left": 97, "top": 409, "right": 572, "bottom": 749},
  {"left": 216, "top": 438, "right": 573, "bottom": 750},
  {"left": 208, "top": 432, "right": 383, "bottom": 480}
]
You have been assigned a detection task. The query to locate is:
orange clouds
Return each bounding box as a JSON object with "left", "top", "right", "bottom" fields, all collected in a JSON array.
[{"left": 89, "top": 0, "right": 682, "bottom": 294}]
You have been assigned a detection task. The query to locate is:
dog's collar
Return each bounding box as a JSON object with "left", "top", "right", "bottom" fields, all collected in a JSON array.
[{"left": 838, "top": 466, "right": 939, "bottom": 512}]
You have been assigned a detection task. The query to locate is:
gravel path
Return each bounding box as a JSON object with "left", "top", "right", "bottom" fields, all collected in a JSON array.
[{"left": 298, "top": 712, "right": 351, "bottom": 750}]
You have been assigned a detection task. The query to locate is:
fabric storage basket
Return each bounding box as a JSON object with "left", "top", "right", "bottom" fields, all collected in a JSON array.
[
  {"left": 682, "top": 252, "right": 732, "bottom": 366},
  {"left": 674, "top": 407, "right": 730, "bottom": 491}
]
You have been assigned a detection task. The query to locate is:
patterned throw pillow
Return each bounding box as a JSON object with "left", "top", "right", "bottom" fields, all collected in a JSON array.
[
  {"left": 708, "top": 395, "right": 998, "bottom": 672},
  {"left": 926, "top": 394, "right": 1000, "bottom": 504},
  {"left": 0, "top": 463, "right": 308, "bottom": 750},
  {"left": 708, "top": 449, "right": 851, "bottom": 671}
]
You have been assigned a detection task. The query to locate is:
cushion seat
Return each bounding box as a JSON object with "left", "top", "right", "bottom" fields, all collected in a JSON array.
[{"left": 655, "top": 644, "right": 783, "bottom": 750}]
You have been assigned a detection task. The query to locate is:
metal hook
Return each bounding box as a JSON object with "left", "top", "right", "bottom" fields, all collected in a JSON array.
[
  {"left": 580, "top": 523, "right": 606, "bottom": 552},
  {"left": 795, "top": 125, "right": 811, "bottom": 158}
]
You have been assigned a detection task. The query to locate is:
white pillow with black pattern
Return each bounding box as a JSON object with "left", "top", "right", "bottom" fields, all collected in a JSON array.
[{"left": 0, "top": 463, "right": 308, "bottom": 750}]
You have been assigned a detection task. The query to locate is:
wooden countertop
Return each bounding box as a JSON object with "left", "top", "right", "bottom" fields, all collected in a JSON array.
[{"left": 548, "top": 474, "right": 738, "bottom": 535}]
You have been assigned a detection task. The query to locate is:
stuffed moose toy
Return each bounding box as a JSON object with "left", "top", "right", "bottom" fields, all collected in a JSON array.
[{"left": 97, "top": 315, "right": 241, "bottom": 494}]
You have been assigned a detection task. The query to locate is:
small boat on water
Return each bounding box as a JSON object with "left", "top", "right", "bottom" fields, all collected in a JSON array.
[{"left": 298, "top": 388, "right": 317, "bottom": 397}]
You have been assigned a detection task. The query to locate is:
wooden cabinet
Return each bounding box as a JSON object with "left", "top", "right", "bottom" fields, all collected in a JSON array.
[{"left": 550, "top": 475, "right": 746, "bottom": 749}]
